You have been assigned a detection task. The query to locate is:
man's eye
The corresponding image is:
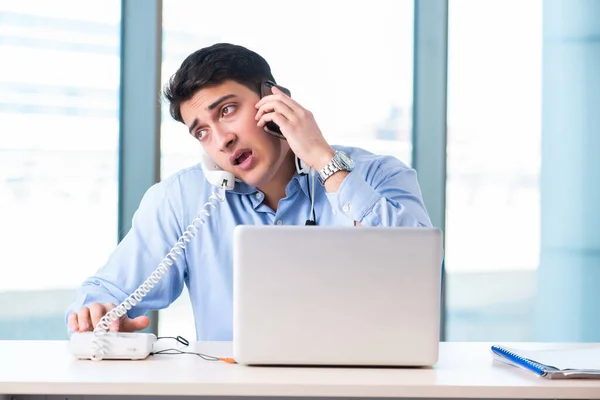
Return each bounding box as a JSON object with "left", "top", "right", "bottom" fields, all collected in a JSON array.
[
  {"left": 222, "top": 105, "right": 236, "bottom": 116},
  {"left": 195, "top": 129, "right": 207, "bottom": 140}
]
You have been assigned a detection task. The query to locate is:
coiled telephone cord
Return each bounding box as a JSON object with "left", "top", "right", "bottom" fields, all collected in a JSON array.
[{"left": 90, "top": 189, "right": 226, "bottom": 361}]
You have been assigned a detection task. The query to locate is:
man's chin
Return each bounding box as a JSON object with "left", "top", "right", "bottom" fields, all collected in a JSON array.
[{"left": 233, "top": 171, "right": 265, "bottom": 188}]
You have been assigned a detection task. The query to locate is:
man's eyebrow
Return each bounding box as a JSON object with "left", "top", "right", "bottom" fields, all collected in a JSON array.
[
  {"left": 207, "top": 94, "right": 236, "bottom": 111},
  {"left": 188, "top": 118, "right": 199, "bottom": 135},
  {"left": 188, "top": 94, "right": 238, "bottom": 134}
]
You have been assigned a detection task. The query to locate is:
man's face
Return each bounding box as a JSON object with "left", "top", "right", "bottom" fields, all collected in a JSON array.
[{"left": 180, "top": 80, "right": 290, "bottom": 187}]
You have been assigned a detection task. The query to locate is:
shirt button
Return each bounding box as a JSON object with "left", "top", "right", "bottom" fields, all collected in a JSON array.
[
  {"left": 255, "top": 193, "right": 262, "bottom": 199},
  {"left": 332, "top": 208, "right": 337, "bottom": 215},
  {"left": 342, "top": 203, "right": 351, "bottom": 213},
  {"left": 276, "top": 220, "right": 283, "bottom": 225}
]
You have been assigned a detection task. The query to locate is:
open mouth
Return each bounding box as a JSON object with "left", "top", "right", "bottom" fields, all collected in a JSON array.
[
  {"left": 233, "top": 151, "right": 252, "bottom": 165},
  {"left": 230, "top": 149, "right": 254, "bottom": 170}
]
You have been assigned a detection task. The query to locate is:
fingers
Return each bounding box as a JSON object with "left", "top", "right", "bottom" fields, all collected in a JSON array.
[
  {"left": 77, "top": 306, "right": 92, "bottom": 331},
  {"left": 121, "top": 315, "right": 151, "bottom": 332},
  {"left": 103, "top": 303, "right": 120, "bottom": 331},
  {"left": 89, "top": 303, "right": 107, "bottom": 330},
  {"left": 255, "top": 100, "right": 296, "bottom": 123},
  {"left": 257, "top": 112, "right": 291, "bottom": 134},
  {"left": 68, "top": 312, "right": 79, "bottom": 332},
  {"left": 255, "top": 87, "right": 300, "bottom": 113},
  {"left": 71, "top": 303, "right": 120, "bottom": 333},
  {"left": 270, "top": 85, "right": 294, "bottom": 101}
]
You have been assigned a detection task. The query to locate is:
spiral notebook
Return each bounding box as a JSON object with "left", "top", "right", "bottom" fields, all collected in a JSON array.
[{"left": 491, "top": 345, "right": 600, "bottom": 379}]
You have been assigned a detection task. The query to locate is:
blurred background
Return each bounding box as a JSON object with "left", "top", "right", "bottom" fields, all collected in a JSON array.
[{"left": 1, "top": 0, "right": 598, "bottom": 342}]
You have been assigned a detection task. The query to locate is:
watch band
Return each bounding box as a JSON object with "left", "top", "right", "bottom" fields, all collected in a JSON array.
[{"left": 318, "top": 154, "right": 342, "bottom": 185}]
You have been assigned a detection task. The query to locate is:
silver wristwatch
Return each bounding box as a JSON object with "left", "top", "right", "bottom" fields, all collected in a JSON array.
[{"left": 317, "top": 150, "right": 355, "bottom": 185}]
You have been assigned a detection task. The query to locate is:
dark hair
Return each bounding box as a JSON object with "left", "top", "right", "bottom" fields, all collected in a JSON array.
[{"left": 163, "top": 43, "right": 275, "bottom": 123}]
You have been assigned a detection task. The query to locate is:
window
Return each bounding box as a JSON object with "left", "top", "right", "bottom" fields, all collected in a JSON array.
[
  {"left": 0, "top": 0, "right": 121, "bottom": 339},
  {"left": 445, "top": 0, "right": 542, "bottom": 341},
  {"left": 159, "top": 0, "right": 414, "bottom": 339}
]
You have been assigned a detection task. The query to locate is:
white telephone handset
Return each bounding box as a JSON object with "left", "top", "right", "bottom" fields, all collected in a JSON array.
[
  {"left": 199, "top": 150, "right": 235, "bottom": 190},
  {"left": 69, "top": 151, "right": 234, "bottom": 361}
]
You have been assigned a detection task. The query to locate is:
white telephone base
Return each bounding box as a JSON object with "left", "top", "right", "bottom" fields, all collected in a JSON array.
[{"left": 69, "top": 331, "right": 157, "bottom": 360}]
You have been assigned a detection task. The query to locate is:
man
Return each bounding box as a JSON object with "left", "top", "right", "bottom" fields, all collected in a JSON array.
[{"left": 65, "top": 43, "right": 432, "bottom": 340}]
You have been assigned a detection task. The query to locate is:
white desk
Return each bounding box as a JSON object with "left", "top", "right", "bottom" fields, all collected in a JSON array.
[{"left": 0, "top": 341, "right": 599, "bottom": 400}]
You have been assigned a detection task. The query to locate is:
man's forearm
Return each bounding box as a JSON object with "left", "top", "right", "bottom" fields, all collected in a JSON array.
[{"left": 323, "top": 170, "right": 349, "bottom": 193}]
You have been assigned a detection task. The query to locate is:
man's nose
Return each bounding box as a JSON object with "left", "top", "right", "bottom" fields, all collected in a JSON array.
[{"left": 217, "top": 131, "right": 236, "bottom": 152}]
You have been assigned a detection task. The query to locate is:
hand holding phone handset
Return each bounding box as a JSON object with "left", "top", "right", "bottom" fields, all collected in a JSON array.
[
  {"left": 260, "top": 80, "right": 316, "bottom": 223},
  {"left": 261, "top": 81, "right": 311, "bottom": 177},
  {"left": 260, "top": 80, "right": 291, "bottom": 139},
  {"left": 69, "top": 153, "right": 234, "bottom": 361}
]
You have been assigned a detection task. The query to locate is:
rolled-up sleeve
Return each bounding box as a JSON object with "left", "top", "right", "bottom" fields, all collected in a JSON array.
[{"left": 325, "top": 157, "right": 432, "bottom": 228}]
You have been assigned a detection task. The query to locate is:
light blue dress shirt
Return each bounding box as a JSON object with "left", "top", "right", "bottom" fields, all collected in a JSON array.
[{"left": 65, "top": 145, "right": 432, "bottom": 340}]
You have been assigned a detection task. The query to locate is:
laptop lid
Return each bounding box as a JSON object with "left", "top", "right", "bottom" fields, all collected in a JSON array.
[{"left": 233, "top": 226, "right": 443, "bottom": 366}]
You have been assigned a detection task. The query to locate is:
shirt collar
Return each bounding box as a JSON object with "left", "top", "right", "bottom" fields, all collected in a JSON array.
[
  {"left": 229, "top": 171, "right": 311, "bottom": 199},
  {"left": 230, "top": 179, "right": 257, "bottom": 195},
  {"left": 295, "top": 171, "right": 313, "bottom": 199}
]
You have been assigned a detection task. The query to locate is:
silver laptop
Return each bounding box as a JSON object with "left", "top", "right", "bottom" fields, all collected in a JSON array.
[{"left": 232, "top": 226, "right": 443, "bottom": 367}]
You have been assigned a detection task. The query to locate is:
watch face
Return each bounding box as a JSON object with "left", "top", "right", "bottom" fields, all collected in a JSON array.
[{"left": 337, "top": 151, "right": 354, "bottom": 169}]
